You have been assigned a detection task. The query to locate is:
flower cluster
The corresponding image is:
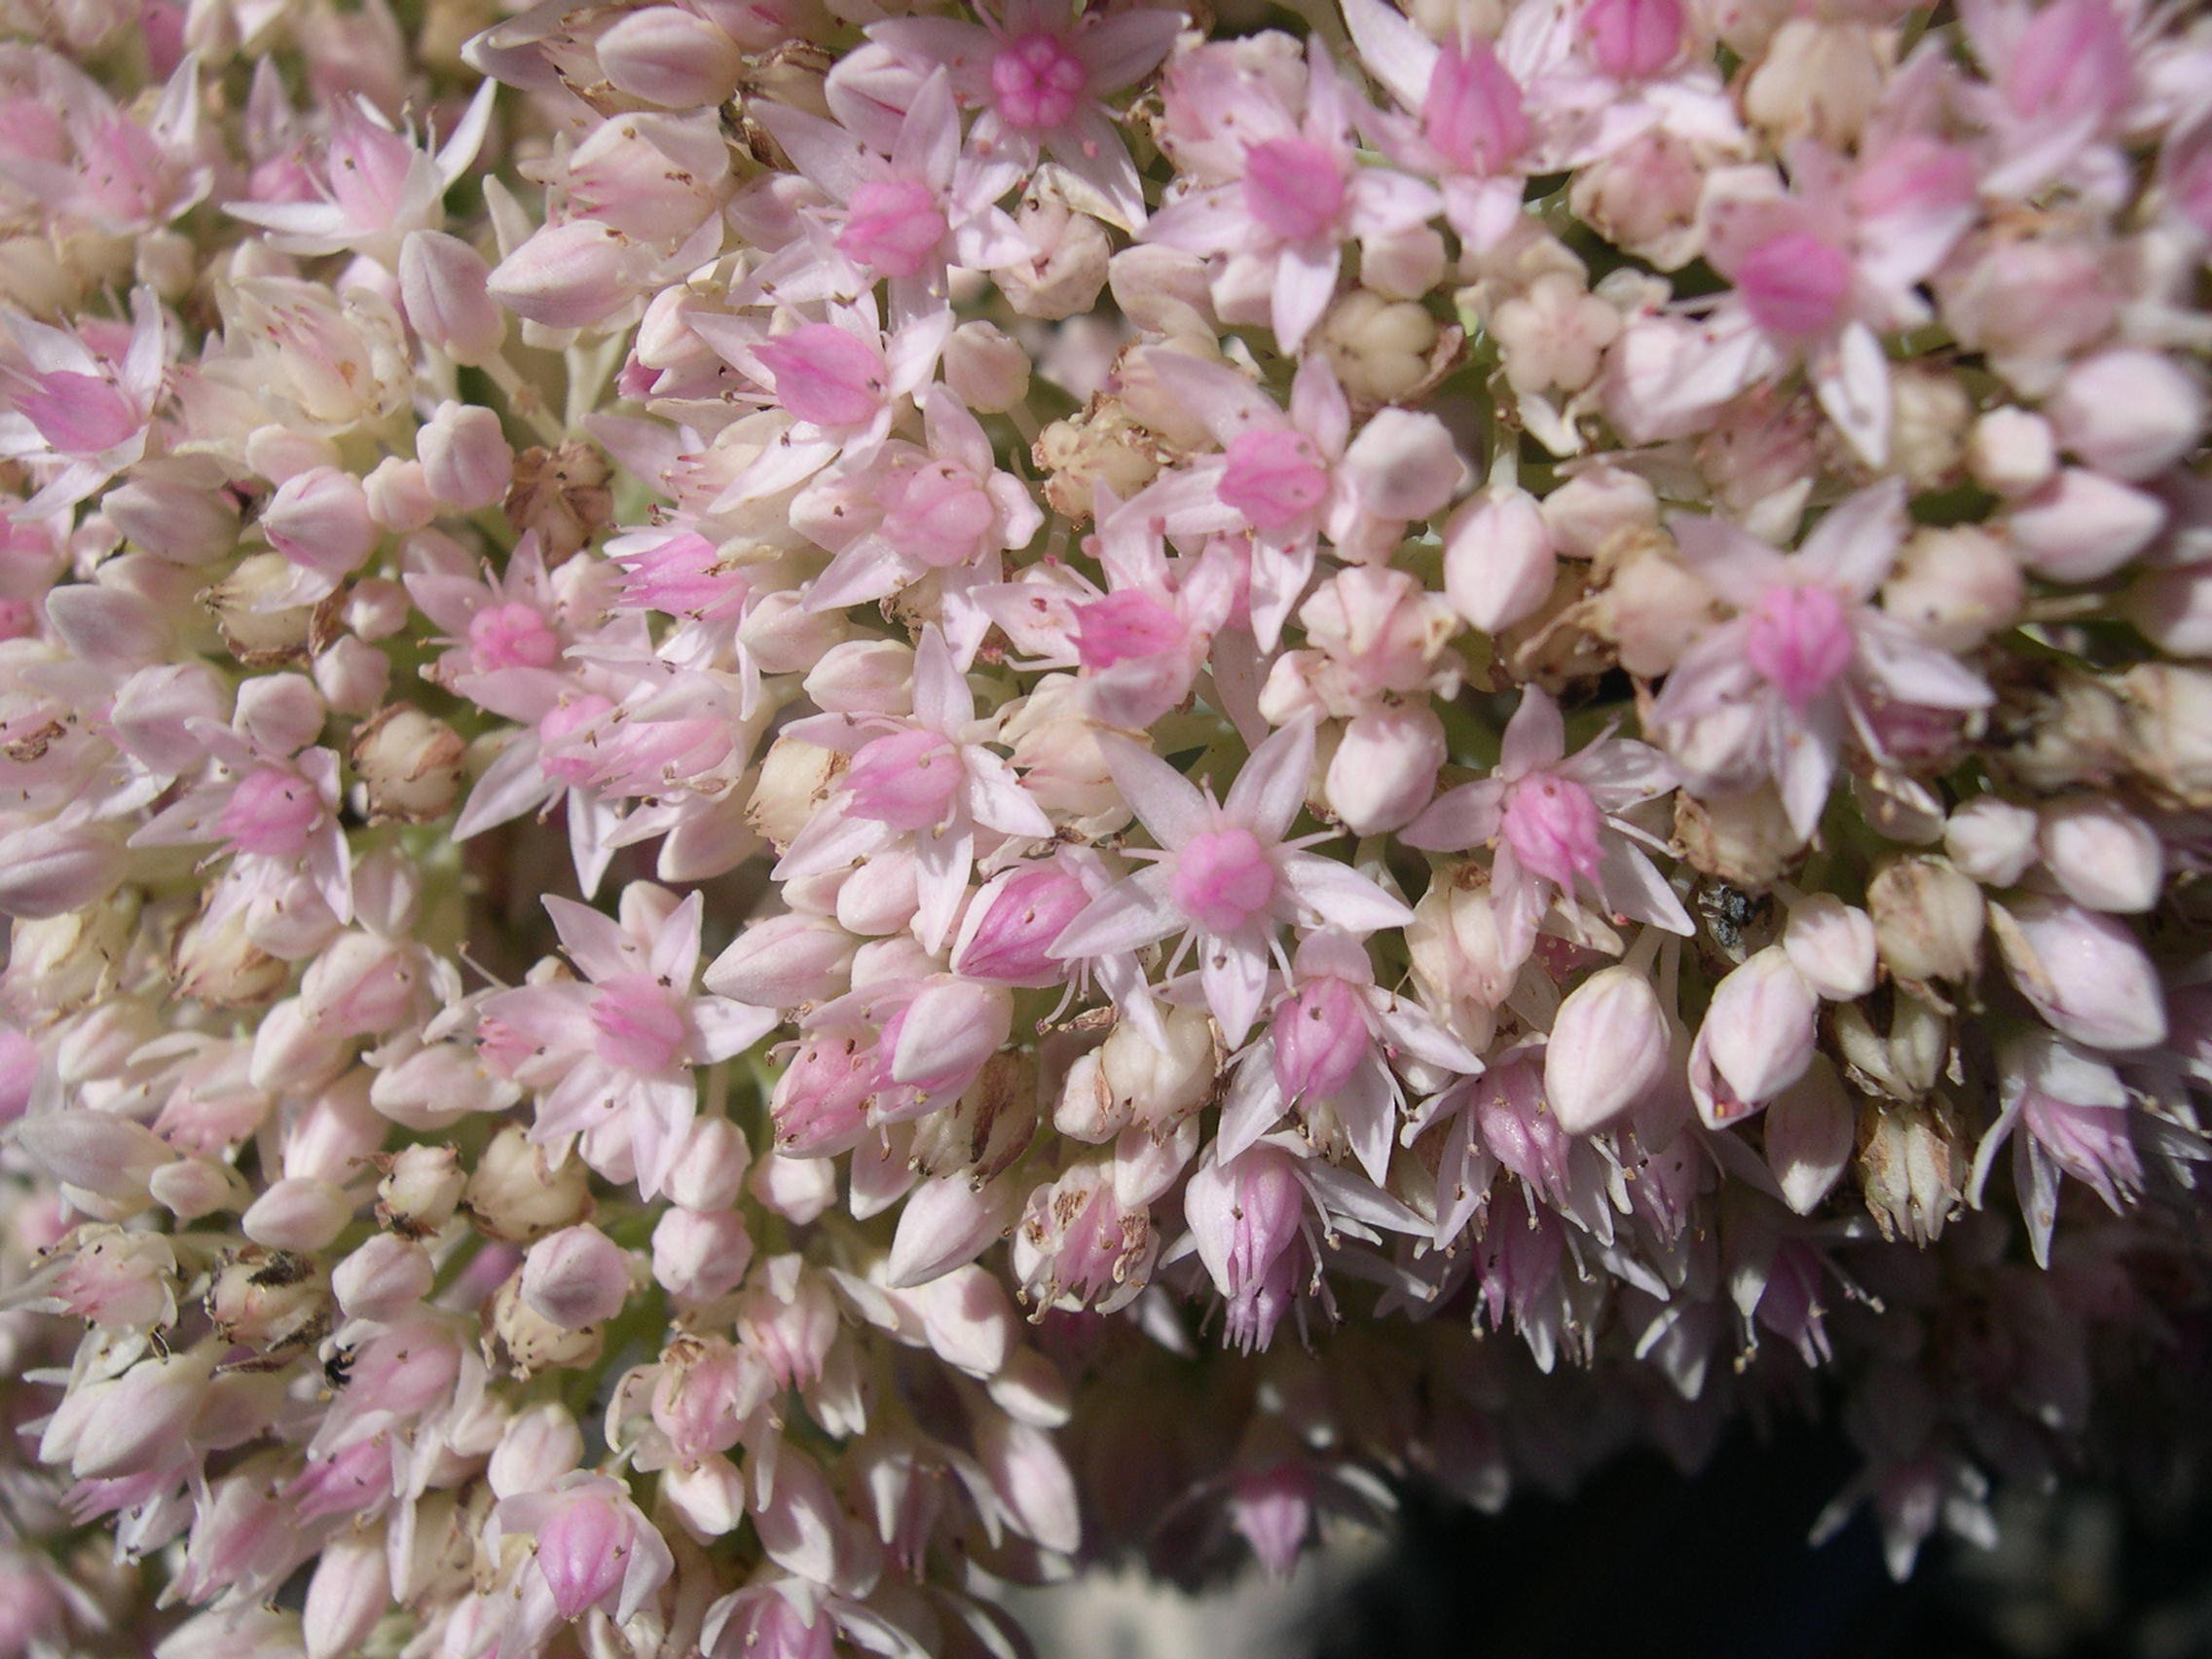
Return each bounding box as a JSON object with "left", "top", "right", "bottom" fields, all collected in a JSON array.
[{"left": 0, "top": 0, "right": 2209, "bottom": 1650}]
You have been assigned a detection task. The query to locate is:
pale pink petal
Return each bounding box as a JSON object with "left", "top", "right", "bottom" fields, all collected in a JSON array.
[
  {"left": 1050, "top": 866, "right": 1180, "bottom": 960},
  {"left": 963, "top": 751, "right": 1055, "bottom": 839},
  {"left": 546, "top": 895, "right": 642, "bottom": 982},
  {"left": 692, "top": 997, "right": 780, "bottom": 1062},
  {"left": 1595, "top": 839, "right": 1696, "bottom": 936},
  {"left": 1224, "top": 718, "right": 1316, "bottom": 842},
  {"left": 1668, "top": 511, "right": 1789, "bottom": 603},
  {"left": 1281, "top": 853, "right": 1414, "bottom": 933},
  {"left": 1795, "top": 477, "right": 1906, "bottom": 600},
  {"left": 1100, "top": 735, "right": 1213, "bottom": 849},
  {"left": 1199, "top": 928, "right": 1272, "bottom": 1047},
  {"left": 1497, "top": 687, "right": 1566, "bottom": 779},
  {"left": 1402, "top": 779, "right": 1505, "bottom": 852}
]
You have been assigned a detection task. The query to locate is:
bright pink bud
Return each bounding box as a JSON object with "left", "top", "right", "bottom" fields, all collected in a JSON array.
[
  {"left": 1500, "top": 771, "right": 1602, "bottom": 891},
  {"left": 263, "top": 466, "right": 374, "bottom": 578},
  {"left": 418, "top": 401, "right": 512, "bottom": 510},
  {"left": 770, "top": 1027, "right": 875, "bottom": 1157},
  {"left": 845, "top": 727, "right": 960, "bottom": 830},
  {"left": 1735, "top": 233, "right": 1852, "bottom": 340},
  {"left": 838, "top": 178, "right": 947, "bottom": 278},
  {"left": 535, "top": 1492, "right": 631, "bottom": 1619},
  {"left": 1744, "top": 584, "right": 1854, "bottom": 708},
  {"left": 398, "top": 230, "right": 504, "bottom": 364},
  {"left": 1171, "top": 827, "right": 1277, "bottom": 933},
  {"left": 955, "top": 864, "right": 1093, "bottom": 985},
  {"left": 521, "top": 1224, "right": 630, "bottom": 1329},
  {"left": 1242, "top": 137, "right": 1346, "bottom": 242},
  {"left": 1424, "top": 40, "right": 1528, "bottom": 173},
  {"left": 1272, "top": 977, "right": 1367, "bottom": 1100},
  {"left": 590, "top": 975, "right": 687, "bottom": 1072},
  {"left": 755, "top": 325, "right": 884, "bottom": 426},
  {"left": 1582, "top": 0, "right": 1681, "bottom": 79},
  {"left": 706, "top": 1587, "right": 835, "bottom": 1659},
  {"left": 990, "top": 31, "right": 1086, "bottom": 130},
  {"left": 2007, "top": 0, "right": 2130, "bottom": 126},
  {"left": 1219, "top": 426, "right": 1331, "bottom": 531}
]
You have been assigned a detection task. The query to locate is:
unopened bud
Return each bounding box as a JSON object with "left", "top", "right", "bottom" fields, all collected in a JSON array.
[
  {"left": 264, "top": 466, "right": 376, "bottom": 581},
  {"left": 1967, "top": 406, "right": 2057, "bottom": 498},
  {"left": 2037, "top": 795, "right": 2162, "bottom": 913},
  {"left": 399, "top": 231, "right": 505, "bottom": 365},
  {"left": 1781, "top": 894, "right": 1877, "bottom": 1001},
  {"left": 207, "top": 1247, "right": 331, "bottom": 1351},
  {"left": 376, "top": 1144, "right": 465, "bottom": 1236},
  {"left": 1325, "top": 704, "right": 1444, "bottom": 834},
  {"left": 2008, "top": 467, "right": 2166, "bottom": 582},
  {"left": 487, "top": 1270, "right": 603, "bottom": 1375},
  {"left": 1880, "top": 526, "right": 2024, "bottom": 651},
  {"left": 1444, "top": 487, "right": 1556, "bottom": 635},
  {"left": 1989, "top": 894, "right": 2167, "bottom": 1052},
  {"left": 351, "top": 704, "right": 465, "bottom": 823},
  {"left": 464, "top": 1126, "right": 593, "bottom": 1242},
  {"left": 1943, "top": 794, "right": 2039, "bottom": 888},
  {"left": 2120, "top": 664, "right": 2212, "bottom": 806},
  {"left": 943, "top": 321, "right": 1031, "bottom": 414},
  {"left": 1545, "top": 964, "right": 1672, "bottom": 1134},
  {"left": 665, "top": 1117, "right": 753, "bottom": 1213},
  {"left": 596, "top": 6, "right": 745, "bottom": 105},
  {"left": 2045, "top": 349, "right": 2205, "bottom": 481},
  {"left": 1866, "top": 856, "right": 1984, "bottom": 988},
  {"left": 418, "top": 401, "right": 514, "bottom": 511},
  {"left": 488, "top": 220, "right": 645, "bottom": 330},
  {"left": 652, "top": 1207, "right": 754, "bottom": 1305},
  {"left": 1765, "top": 1057, "right": 1854, "bottom": 1214},
  {"left": 521, "top": 1224, "right": 631, "bottom": 1330}
]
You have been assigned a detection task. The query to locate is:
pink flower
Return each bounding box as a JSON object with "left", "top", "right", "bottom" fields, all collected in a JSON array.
[
  {"left": 476, "top": 883, "right": 777, "bottom": 1197},
  {"left": 1050, "top": 717, "right": 1413, "bottom": 1045},
  {"left": 493, "top": 1473, "right": 675, "bottom": 1651},
  {"left": 0, "top": 287, "right": 166, "bottom": 518},
  {"left": 1146, "top": 43, "right": 1440, "bottom": 353},
  {"left": 1406, "top": 685, "right": 1690, "bottom": 969},
  {"left": 852, "top": 0, "right": 1184, "bottom": 230},
  {"left": 1646, "top": 481, "right": 1992, "bottom": 841}
]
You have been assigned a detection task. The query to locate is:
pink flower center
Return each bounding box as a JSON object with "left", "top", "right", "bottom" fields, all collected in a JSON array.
[
  {"left": 591, "top": 974, "right": 688, "bottom": 1073},
  {"left": 1500, "top": 771, "right": 1602, "bottom": 893},
  {"left": 846, "top": 727, "right": 961, "bottom": 831},
  {"left": 1171, "top": 827, "right": 1276, "bottom": 934},
  {"left": 18, "top": 371, "right": 139, "bottom": 456},
  {"left": 1744, "top": 584, "right": 1855, "bottom": 709},
  {"left": 534, "top": 1493, "right": 628, "bottom": 1621},
  {"left": 217, "top": 766, "right": 324, "bottom": 856},
  {"left": 1241, "top": 138, "right": 1346, "bottom": 243},
  {"left": 1581, "top": 0, "right": 1682, "bottom": 80},
  {"left": 990, "top": 32, "right": 1087, "bottom": 131},
  {"left": 468, "top": 601, "right": 562, "bottom": 671},
  {"left": 755, "top": 324, "right": 885, "bottom": 428},
  {"left": 1422, "top": 40, "right": 1529, "bottom": 174},
  {"left": 1272, "top": 977, "right": 1367, "bottom": 1100},
  {"left": 837, "top": 177, "right": 948, "bottom": 278},
  {"left": 1735, "top": 232, "right": 1852, "bottom": 340},
  {"left": 1218, "top": 428, "right": 1330, "bottom": 533},
  {"left": 879, "top": 460, "right": 994, "bottom": 568},
  {"left": 1075, "top": 589, "right": 1185, "bottom": 669}
]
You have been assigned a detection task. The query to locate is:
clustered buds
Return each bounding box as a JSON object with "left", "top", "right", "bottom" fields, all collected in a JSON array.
[{"left": 0, "top": 0, "right": 2207, "bottom": 1650}]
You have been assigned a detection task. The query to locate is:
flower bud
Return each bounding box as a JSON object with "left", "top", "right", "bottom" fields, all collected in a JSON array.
[
  {"left": 664, "top": 1116, "right": 752, "bottom": 1213},
  {"left": 1764, "top": 1057, "right": 1854, "bottom": 1214},
  {"left": 376, "top": 1144, "right": 465, "bottom": 1236},
  {"left": 888, "top": 1171, "right": 1022, "bottom": 1288},
  {"left": 418, "top": 401, "right": 514, "bottom": 511},
  {"left": 652, "top": 1207, "right": 754, "bottom": 1305},
  {"left": 888, "top": 979, "right": 1012, "bottom": 1099},
  {"left": 65, "top": 1348, "right": 214, "bottom": 1479},
  {"left": 2036, "top": 795, "right": 2161, "bottom": 913},
  {"left": 1316, "top": 289, "right": 1441, "bottom": 404},
  {"left": 1671, "top": 784, "right": 1800, "bottom": 891},
  {"left": 802, "top": 639, "right": 913, "bottom": 716},
  {"left": 999, "top": 187, "right": 1110, "bottom": 319},
  {"left": 1989, "top": 894, "right": 2166, "bottom": 1052},
  {"left": 1967, "top": 405, "right": 2057, "bottom": 498},
  {"left": 1061, "top": 1007, "right": 1218, "bottom": 1140},
  {"left": 1325, "top": 704, "right": 1444, "bottom": 834},
  {"left": 2008, "top": 468, "right": 2166, "bottom": 582},
  {"left": 5, "top": 903, "right": 130, "bottom": 1015},
  {"left": 1866, "top": 856, "right": 1984, "bottom": 988},
  {"left": 303, "top": 1530, "right": 387, "bottom": 1659},
  {"left": 363, "top": 456, "right": 437, "bottom": 532},
  {"left": 489, "top": 1403, "right": 583, "bottom": 1498},
  {"left": 705, "top": 910, "right": 855, "bottom": 1006},
  {"left": 400, "top": 231, "right": 504, "bottom": 362},
  {"left": 2120, "top": 664, "right": 2212, "bottom": 805},
  {"left": 207, "top": 1247, "right": 331, "bottom": 1351},
  {"left": 464, "top": 1126, "right": 593, "bottom": 1242},
  {"left": 1545, "top": 964, "right": 1672, "bottom": 1134},
  {"left": 488, "top": 220, "right": 645, "bottom": 330},
  {"left": 264, "top": 466, "right": 376, "bottom": 580},
  {"left": 314, "top": 635, "right": 390, "bottom": 716},
  {"left": 331, "top": 1233, "right": 435, "bottom": 1320},
  {"left": 1943, "top": 795, "right": 2038, "bottom": 888},
  {"left": 1184, "top": 1140, "right": 1303, "bottom": 1309},
  {"left": 350, "top": 704, "right": 465, "bottom": 823},
  {"left": 242, "top": 1175, "right": 353, "bottom": 1250},
  {"left": 2124, "top": 561, "right": 2212, "bottom": 657},
  {"left": 104, "top": 470, "right": 240, "bottom": 565},
  {"left": 201, "top": 552, "right": 319, "bottom": 666},
  {"left": 1443, "top": 486, "right": 1556, "bottom": 635},
  {"left": 1342, "top": 409, "right": 1464, "bottom": 522},
  {"left": 299, "top": 931, "right": 419, "bottom": 1036},
  {"left": 14, "top": 1109, "right": 172, "bottom": 1200},
  {"left": 1879, "top": 526, "right": 2024, "bottom": 651},
  {"left": 738, "top": 590, "right": 850, "bottom": 675},
  {"left": 487, "top": 1271, "right": 603, "bottom": 1374},
  {"left": 150, "top": 1157, "right": 253, "bottom": 1219},
  {"left": 2045, "top": 349, "right": 2205, "bottom": 480},
  {"left": 1699, "top": 946, "right": 1817, "bottom": 1111},
  {"left": 943, "top": 321, "right": 1031, "bottom": 414},
  {"left": 596, "top": 7, "right": 745, "bottom": 105},
  {"left": 953, "top": 864, "right": 1092, "bottom": 987},
  {"left": 1781, "top": 894, "right": 1877, "bottom": 1001}
]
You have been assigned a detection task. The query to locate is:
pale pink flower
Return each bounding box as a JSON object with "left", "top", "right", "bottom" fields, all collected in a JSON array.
[
  {"left": 491, "top": 1473, "right": 675, "bottom": 1654},
  {"left": 1406, "top": 685, "right": 1689, "bottom": 969},
  {"left": 1646, "top": 481, "right": 1993, "bottom": 841},
  {"left": 847, "top": 0, "right": 1184, "bottom": 230},
  {"left": 1146, "top": 42, "right": 1441, "bottom": 354},
  {"left": 1049, "top": 717, "right": 1413, "bottom": 1045},
  {"left": 0, "top": 287, "right": 166, "bottom": 519},
  {"left": 476, "top": 883, "right": 777, "bottom": 1197}
]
